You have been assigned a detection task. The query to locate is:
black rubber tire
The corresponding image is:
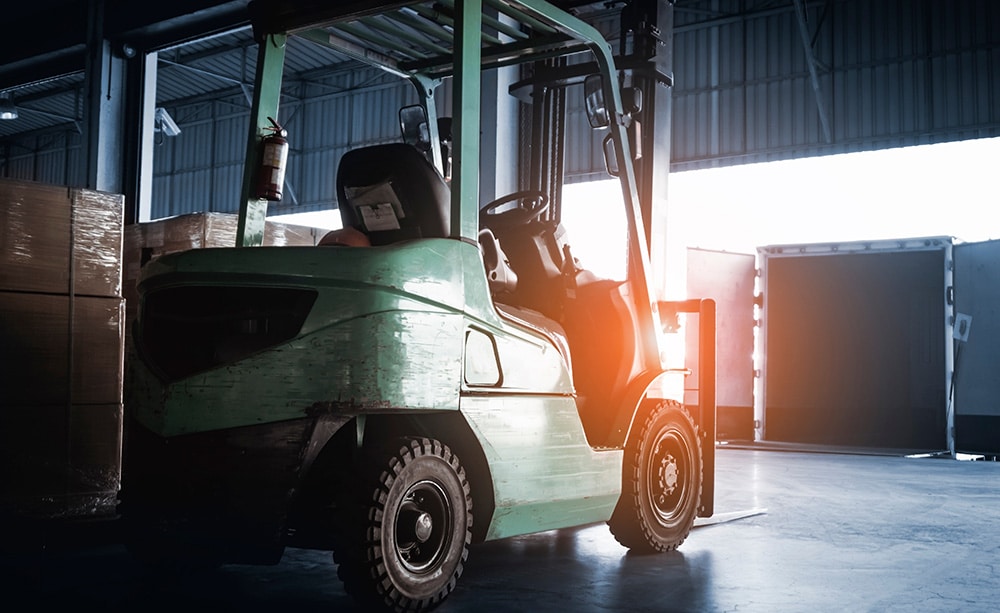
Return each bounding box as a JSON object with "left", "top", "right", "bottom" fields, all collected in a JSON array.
[
  {"left": 608, "top": 400, "right": 702, "bottom": 553},
  {"left": 335, "top": 438, "right": 472, "bottom": 612}
]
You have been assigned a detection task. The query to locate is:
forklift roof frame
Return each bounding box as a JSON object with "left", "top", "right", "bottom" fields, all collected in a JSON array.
[{"left": 238, "top": 0, "right": 664, "bottom": 368}]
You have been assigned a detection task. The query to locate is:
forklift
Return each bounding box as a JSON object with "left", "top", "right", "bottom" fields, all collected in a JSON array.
[{"left": 119, "top": 0, "right": 717, "bottom": 610}]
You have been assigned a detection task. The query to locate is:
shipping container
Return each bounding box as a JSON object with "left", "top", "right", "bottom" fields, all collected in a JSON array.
[
  {"left": 952, "top": 239, "right": 1000, "bottom": 455},
  {"left": 756, "top": 237, "right": 954, "bottom": 452}
]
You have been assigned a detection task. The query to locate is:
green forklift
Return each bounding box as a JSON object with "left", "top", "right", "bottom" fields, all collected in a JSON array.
[{"left": 120, "top": 0, "right": 717, "bottom": 610}]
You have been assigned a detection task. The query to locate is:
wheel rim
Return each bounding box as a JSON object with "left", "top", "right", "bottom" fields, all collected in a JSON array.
[
  {"left": 394, "top": 479, "right": 452, "bottom": 574},
  {"left": 646, "top": 426, "right": 693, "bottom": 527}
]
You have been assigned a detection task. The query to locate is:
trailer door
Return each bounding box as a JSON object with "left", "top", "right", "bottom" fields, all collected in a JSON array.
[
  {"left": 685, "top": 248, "right": 756, "bottom": 441},
  {"left": 954, "top": 239, "right": 1000, "bottom": 454}
]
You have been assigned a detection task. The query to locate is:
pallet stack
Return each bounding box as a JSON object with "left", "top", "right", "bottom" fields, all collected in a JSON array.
[{"left": 0, "top": 178, "right": 125, "bottom": 520}]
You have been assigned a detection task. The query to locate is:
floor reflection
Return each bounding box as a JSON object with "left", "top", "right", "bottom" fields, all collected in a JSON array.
[
  {"left": 15, "top": 450, "right": 995, "bottom": 611},
  {"left": 449, "top": 523, "right": 717, "bottom": 612}
]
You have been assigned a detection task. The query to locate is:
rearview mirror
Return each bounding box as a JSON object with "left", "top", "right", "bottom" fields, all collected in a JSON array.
[
  {"left": 584, "top": 75, "right": 610, "bottom": 129},
  {"left": 399, "top": 105, "right": 431, "bottom": 152}
]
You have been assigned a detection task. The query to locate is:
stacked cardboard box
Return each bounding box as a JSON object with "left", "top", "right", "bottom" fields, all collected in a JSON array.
[
  {"left": 0, "top": 179, "right": 124, "bottom": 520},
  {"left": 122, "top": 212, "right": 321, "bottom": 336}
]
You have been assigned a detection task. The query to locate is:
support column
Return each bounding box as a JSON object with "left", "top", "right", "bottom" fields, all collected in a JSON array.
[
  {"left": 123, "top": 50, "right": 157, "bottom": 224},
  {"left": 82, "top": 0, "right": 126, "bottom": 193},
  {"left": 480, "top": 65, "right": 519, "bottom": 205},
  {"left": 480, "top": 7, "right": 519, "bottom": 205}
]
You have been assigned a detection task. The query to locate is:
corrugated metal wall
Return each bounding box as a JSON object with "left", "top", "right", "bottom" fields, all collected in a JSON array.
[
  {"left": 2, "top": 1, "right": 996, "bottom": 213},
  {"left": 671, "top": 0, "right": 1000, "bottom": 171},
  {"left": 0, "top": 131, "right": 81, "bottom": 186},
  {"left": 150, "top": 68, "right": 421, "bottom": 219}
]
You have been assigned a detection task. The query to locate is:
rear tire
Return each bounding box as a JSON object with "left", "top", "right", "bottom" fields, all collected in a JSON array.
[
  {"left": 335, "top": 438, "right": 472, "bottom": 612},
  {"left": 609, "top": 400, "right": 702, "bottom": 552}
]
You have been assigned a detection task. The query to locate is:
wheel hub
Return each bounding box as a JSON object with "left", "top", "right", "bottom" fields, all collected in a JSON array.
[
  {"left": 394, "top": 480, "right": 451, "bottom": 574},
  {"left": 658, "top": 454, "right": 679, "bottom": 497},
  {"left": 649, "top": 433, "right": 690, "bottom": 523},
  {"left": 414, "top": 511, "right": 433, "bottom": 543}
]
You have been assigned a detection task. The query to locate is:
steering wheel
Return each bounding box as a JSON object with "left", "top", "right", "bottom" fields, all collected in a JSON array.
[{"left": 480, "top": 190, "right": 549, "bottom": 232}]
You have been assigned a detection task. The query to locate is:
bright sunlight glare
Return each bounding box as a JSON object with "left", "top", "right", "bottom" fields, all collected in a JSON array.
[
  {"left": 269, "top": 209, "right": 343, "bottom": 230},
  {"left": 668, "top": 136, "right": 1000, "bottom": 254},
  {"left": 273, "top": 136, "right": 1000, "bottom": 269}
]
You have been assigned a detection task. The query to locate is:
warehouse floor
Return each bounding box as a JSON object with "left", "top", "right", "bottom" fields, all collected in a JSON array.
[{"left": 4, "top": 448, "right": 998, "bottom": 612}]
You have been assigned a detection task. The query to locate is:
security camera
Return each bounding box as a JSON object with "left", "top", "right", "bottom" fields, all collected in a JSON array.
[{"left": 155, "top": 107, "right": 181, "bottom": 137}]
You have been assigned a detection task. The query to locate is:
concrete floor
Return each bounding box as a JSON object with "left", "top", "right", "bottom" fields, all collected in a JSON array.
[{"left": 4, "top": 448, "right": 999, "bottom": 612}]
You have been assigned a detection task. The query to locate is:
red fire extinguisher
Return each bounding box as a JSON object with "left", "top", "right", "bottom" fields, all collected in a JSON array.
[{"left": 255, "top": 117, "right": 289, "bottom": 201}]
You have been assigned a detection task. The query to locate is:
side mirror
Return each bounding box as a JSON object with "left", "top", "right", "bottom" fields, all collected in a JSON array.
[
  {"left": 399, "top": 105, "right": 431, "bottom": 153},
  {"left": 584, "top": 75, "right": 610, "bottom": 129}
]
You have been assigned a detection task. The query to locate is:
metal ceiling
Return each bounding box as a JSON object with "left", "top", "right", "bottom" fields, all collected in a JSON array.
[
  {"left": 0, "top": 0, "right": 997, "bottom": 170},
  {"left": 0, "top": 1, "right": 595, "bottom": 136}
]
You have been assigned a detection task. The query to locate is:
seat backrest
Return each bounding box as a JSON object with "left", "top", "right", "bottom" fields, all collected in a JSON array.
[{"left": 336, "top": 143, "right": 450, "bottom": 246}]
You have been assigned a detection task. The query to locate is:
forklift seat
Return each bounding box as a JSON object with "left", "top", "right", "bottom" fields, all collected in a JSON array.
[{"left": 336, "top": 143, "right": 451, "bottom": 246}]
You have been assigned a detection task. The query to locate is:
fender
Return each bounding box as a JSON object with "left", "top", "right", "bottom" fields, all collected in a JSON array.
[
  {"left": 609, "top": 367, "right": 716, "bottom": 519},
  {"left": 608, "top": 369, "right": 687, "bottom": 449}
]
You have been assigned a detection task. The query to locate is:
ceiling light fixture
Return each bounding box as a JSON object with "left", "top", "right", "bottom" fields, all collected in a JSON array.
[{"left": 0, "top": 92, "right": 17, "bottom": 120}]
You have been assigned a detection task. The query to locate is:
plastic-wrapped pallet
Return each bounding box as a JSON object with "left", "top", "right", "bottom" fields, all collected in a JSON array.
[
  {"left": 0, "top": 179, "right": 123, "bottom": 297},
  {"left": 0, "top": 178, "right": 125, "bottom": 520}
]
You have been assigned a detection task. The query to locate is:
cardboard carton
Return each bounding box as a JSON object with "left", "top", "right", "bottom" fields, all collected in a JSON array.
[
  {"left": 0, "top": 403, "right": 122, "bottom": 519},
  {"left": 0, "top": 179, "right": 124, "bottom": 297},
  {"left": 0, "top": 292, "right": 125, "bottom": 406}
]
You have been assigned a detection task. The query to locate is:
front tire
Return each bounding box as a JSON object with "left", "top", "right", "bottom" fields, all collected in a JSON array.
[
  {"left": 609, "top": 400, "right": 702, "bottom": 552},
  {"left": 336, "top": 438, "right": 472, "bottom": 612}
]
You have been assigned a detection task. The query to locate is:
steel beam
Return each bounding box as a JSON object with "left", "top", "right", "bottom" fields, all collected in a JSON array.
[{"left": 793, "top": 0, "right": 832, "bottom": 144}]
